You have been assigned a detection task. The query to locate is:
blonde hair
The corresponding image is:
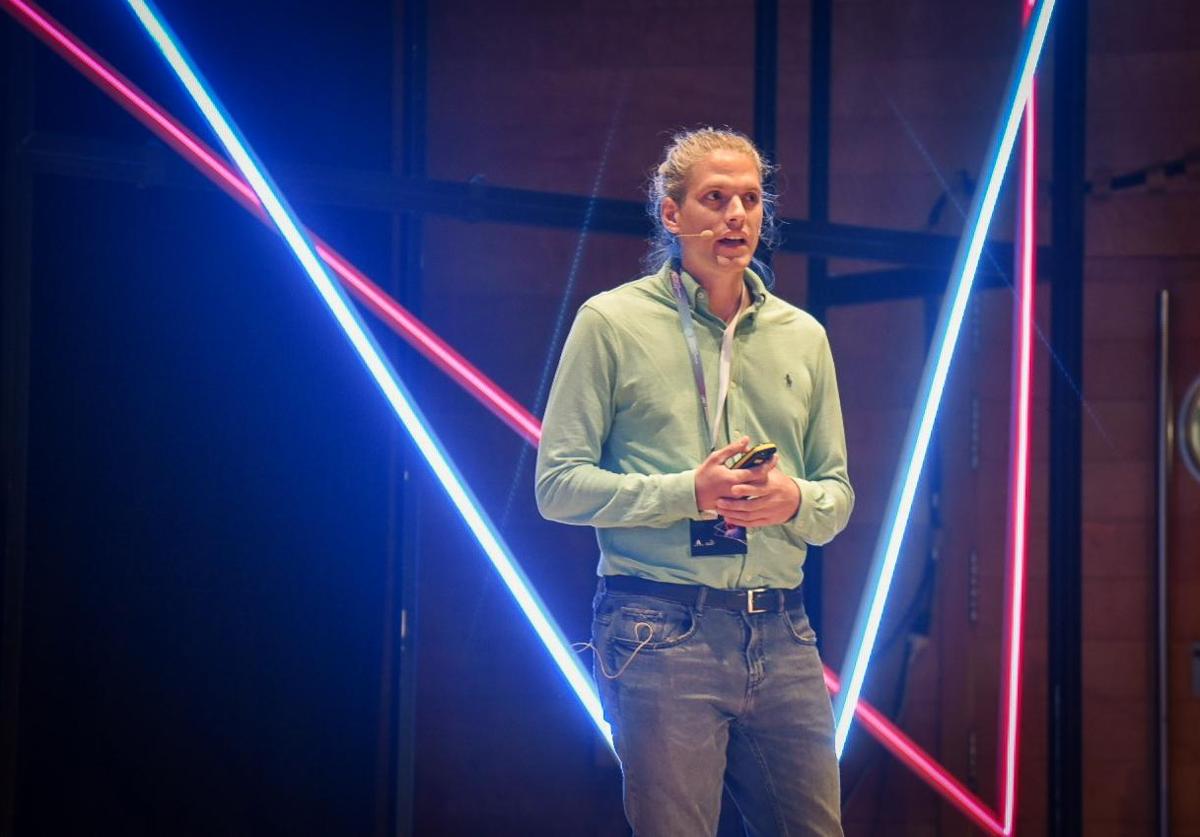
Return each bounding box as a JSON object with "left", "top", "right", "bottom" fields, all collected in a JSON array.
[{"left": 645, "top": 127, "right": 779, "bottom": 270}]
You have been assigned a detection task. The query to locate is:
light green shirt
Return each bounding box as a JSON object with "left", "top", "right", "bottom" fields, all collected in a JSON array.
[{"left": 535, "top": 262, "right": 854, "bottom": 590}]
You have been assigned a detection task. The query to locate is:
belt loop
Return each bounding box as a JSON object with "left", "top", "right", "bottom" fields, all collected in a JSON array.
[
  {"left": 775, "top": 589, "right": 785, "bottom": 612},
  {"left": 695, "top": 586, "right": 708, "bottom": 612}
]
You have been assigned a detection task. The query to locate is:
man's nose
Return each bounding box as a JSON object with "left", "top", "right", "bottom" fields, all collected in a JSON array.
[{"left": 726, "top": 196, "right": 746, "bottom": 225}]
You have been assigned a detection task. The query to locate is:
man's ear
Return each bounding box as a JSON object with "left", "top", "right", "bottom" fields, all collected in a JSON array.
[{"left": 661, "top": 197, "right": 681, "bottom": 234}]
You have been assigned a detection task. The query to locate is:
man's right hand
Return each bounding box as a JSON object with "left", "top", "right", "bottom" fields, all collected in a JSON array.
[{"left": 694, "top": 436, "right": 755, "bottom": 513}]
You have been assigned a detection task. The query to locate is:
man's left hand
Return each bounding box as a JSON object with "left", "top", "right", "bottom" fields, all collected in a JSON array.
[{"left": 714, "top": 456, "right": 801, "bottom": 528}]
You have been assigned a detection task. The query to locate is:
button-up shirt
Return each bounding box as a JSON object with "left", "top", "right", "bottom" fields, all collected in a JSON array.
[{"left": 535, "top": 262, "right": 854, "bottom": 589}]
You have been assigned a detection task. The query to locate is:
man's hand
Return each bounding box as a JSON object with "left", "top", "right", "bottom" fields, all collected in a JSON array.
[
  {"left": 694, "top": 437, "right": 756, "bottom": 513},
  {"left": 715, "top": 455, "right": 801, "bottom": 528}
]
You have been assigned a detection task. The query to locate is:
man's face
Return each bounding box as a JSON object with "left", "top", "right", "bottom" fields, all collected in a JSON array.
[{"left": 663, "top": 148, "right": 764, "bottom": 275}]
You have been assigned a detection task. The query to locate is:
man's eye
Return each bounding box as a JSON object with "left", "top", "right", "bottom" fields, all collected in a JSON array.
[
  {"left": 706, "top": 191, "right": 722, "bottom": 201},
  {"left": 745, "top": 193, "right": 760, "bottom": 205}
]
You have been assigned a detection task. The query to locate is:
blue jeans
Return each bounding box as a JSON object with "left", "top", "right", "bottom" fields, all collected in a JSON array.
[{"left": 592, "top": 580, "right": 843, "bottom": 837}]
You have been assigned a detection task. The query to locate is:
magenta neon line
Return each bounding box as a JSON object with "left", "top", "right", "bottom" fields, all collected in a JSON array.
[
  {"left": 4, "top": 0, "right": 242, "bottom": 197},
  {"left": 997, "top": 0, "right": 1037, "bottom": 827},
  {"left": 823, "top": 670, "right": 1004, "bottom": 835},
  {"left": 831, "top": 0, "right": 1054, "bottom": 756}
]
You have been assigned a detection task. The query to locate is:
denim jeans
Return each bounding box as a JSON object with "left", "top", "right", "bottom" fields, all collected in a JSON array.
[{"left": 592, "top": 579, "right": 843, "bottom": 837}]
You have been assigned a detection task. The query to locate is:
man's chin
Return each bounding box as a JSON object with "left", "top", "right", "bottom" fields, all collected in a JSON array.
[{"left": 714, "top": 252, "right": 753, "bottom": 270}]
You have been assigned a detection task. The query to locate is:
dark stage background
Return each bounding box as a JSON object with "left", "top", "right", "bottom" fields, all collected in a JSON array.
[{"left": 3, "top": 2, "right": 1199, "bottom": 836}]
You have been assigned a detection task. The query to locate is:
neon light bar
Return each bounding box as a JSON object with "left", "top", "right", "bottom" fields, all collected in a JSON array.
[
  {"left": 123, "top": 0, "right": 607, "bottom": 745},
  {"left": 0, "top": 0, "right": 1027, "bottom": 828},
  {"left": 823, "top": 670, "right": 1004, "bottom": 835},
  {"left": 0, "top": 0, "right": 540, "bottom": 446},
  {"left": 997, "top": 0, "right": 1038, "bottom": 830},
  {"left": 832, "top": 0, "right": 1056, "bottom": 757}
]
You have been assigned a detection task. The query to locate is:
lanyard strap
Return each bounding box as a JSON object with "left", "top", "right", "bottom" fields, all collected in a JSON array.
[{"left": 669, "top": 269, "right": 747, "bottom": 451}]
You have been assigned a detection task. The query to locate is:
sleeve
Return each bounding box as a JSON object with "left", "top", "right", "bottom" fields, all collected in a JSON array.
[
  {"left": 534, "top": 305, "right": 699, "bottom": 528},
  {"left": 785, "top": 332, "right": 855, "bottom": 545}
]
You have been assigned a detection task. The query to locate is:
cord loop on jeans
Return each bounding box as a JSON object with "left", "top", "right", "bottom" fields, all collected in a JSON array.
[{"left": 572, "top": 621, "right": 654, "bottom": 680}]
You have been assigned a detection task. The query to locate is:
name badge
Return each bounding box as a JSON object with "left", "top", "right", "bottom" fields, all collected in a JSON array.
[{"left": 690, "top": 517, "right": 748, "bottom": 556}]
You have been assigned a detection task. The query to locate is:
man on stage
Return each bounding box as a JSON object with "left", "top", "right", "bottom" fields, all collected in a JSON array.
[{"left": 536, "top": 127, "right": 854, "bottom": 836}]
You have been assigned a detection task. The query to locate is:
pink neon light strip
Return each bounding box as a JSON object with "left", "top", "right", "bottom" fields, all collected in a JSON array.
[
  {"left": 0, "top": 2, "right": 1019, "bottom": 832},
  {"left": 823, "top": 669, "right": 1004, "bottom": 835},
  {"left": 996, "top": 0, "right": 1036, "bottom": 832},
  {"left": 0, "top": 0, "right": 542, "bottom": 447}
]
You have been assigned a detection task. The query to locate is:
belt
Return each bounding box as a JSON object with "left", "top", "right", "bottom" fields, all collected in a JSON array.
[{"left": 603, "top": 575, "right": 804, "bottom": 615}]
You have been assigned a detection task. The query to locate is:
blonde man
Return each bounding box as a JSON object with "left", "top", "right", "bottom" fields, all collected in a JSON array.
[{"left": 537, "top": 128, "right": 853, "bottom": 836}]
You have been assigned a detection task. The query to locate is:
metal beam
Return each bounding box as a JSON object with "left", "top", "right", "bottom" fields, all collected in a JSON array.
[
  {"left": 18, "top": 131, "right": 1050, "bottom": 276},
  {"left": 1048, "top": 0, "right": 1087, "bottom": 833},
  {"left": 822, "top": 264, "right": 1051, "bottom": 308}
]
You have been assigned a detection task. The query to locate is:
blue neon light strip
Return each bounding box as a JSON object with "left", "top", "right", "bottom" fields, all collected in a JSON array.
[
  {"left": 124, "top": 0, "right": 612, "bottom": 749},
  {"left": 832, "top": 0, "right": 1056, "bottom": 757}
]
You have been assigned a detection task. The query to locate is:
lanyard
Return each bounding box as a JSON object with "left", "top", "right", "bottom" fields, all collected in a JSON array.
[{"left": 670, "top": 269, "right": 748, "bottom": 452}]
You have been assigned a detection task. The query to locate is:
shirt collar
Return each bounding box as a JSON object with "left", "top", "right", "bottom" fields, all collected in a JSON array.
[{"left": 659, "top": 260, "right": 769, "bottom": 320}]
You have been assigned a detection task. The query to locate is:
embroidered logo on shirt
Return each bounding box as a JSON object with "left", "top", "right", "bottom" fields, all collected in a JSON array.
[{"left": 785, "top": 373, "right": 793, "bottom": 388}]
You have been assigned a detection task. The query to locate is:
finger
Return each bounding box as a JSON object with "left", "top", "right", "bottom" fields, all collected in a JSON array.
[
  {"left": 717, "top": 491, "right": 769, "bottom": 509},
  {"left": 721, "top": 512, "right": 769, "bottom": 528},
  {"left": 706, "top": 436, "right": 750, "bottom": 466},
  {"left": 725, "top": 484, "right": 763, "bottom": 499},
  {"left": 717, "top": 497, "right": 767, "bottom": 514},
  {"left": 723, "top": 466, "right": 759, "bottom": 485},
  {"left": 733, "top": 469, "right": 771, "bottom": 488},
  {"left": 725, "top": 510, "right": 775, "bottom": 527},
  {"left": 719, "top": 492, "right": 780, "bottom": 514}
]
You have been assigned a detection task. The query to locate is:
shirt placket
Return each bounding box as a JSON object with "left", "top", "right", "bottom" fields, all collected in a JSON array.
[{"left": 726, "top": 326, "right": 756, "bottom": 577}]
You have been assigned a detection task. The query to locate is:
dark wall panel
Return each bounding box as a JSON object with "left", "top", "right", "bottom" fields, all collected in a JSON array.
[{"left": 17, "top": 176, "right": 395, "bottom": 835}]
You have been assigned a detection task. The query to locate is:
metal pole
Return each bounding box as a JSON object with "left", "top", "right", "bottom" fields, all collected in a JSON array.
[
  {"left": 1, "top": 29, "right": 34, "bottom": 835},
  {"left": 753, "top": 0, "right": 776, "bottom": 284},
  {"left": 390, "top": 0, "right": 426, "bottom": 833},
  {"left": 1048, "top": 0, "right": 1087, "bottom": 832},
  {"left": 807, "top": 0, "right": 832, "bottom": 314},
  {"left": 805, "top": 0, "right": 832, "bottom": 642},
  {"left": 753, "top": 0, "right": 778, "bottom": 170},
  {"left": 1154, "top": 290, "right": 1170, "bottom": 837}
]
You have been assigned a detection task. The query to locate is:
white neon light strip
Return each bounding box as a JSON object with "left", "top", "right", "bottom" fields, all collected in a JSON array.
[
  {"left": 124, "top": 0, "right": 611, "bottom": 748},
  {"left": 832, "top": 0, "right": 1055, "bottom": 757}
]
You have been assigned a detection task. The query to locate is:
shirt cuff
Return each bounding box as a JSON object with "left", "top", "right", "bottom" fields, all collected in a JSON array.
[
  {"left": 790, "top": 477, "right": 822, "bottom": 538},
  {"left": 661, "top": 468, "right": 700, "bottom": 520}
]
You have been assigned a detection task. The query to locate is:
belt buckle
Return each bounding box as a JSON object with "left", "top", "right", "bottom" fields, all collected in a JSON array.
[{"left": 746, "top": 588, "right": 768, "bottom": 614}]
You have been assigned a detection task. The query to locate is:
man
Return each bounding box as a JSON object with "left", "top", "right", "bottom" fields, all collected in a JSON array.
[{"left": 536, "top": 127, "right": 853, "bottom": 836}]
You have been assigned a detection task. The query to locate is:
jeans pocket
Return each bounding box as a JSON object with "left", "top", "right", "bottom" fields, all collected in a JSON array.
[
  {"left": 783, "top": 606, "right": 818, "bottom": 646},
  {"left": 595, "top": 594, "right": 698, "bottom": 651}
]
